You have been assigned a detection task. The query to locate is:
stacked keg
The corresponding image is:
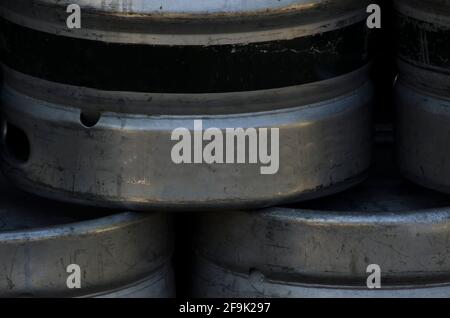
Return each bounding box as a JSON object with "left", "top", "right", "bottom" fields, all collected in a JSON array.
[
  {"left": 0, "top": 184, "right": 174, "bottom": 298},
  {"left": 192, "top": 138, "right": 450, "bottom": 297},
  {"left": 0, "top": 0, "right": 372, "bottom": 210},
  {"left": 0, "top": 0, "right": 449, "bottom": 299}
]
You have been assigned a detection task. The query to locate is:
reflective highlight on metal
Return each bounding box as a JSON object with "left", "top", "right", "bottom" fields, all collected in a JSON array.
[
  {"left": 192, "top": 145, "right": 450, "bottom": 298},
  {"left": 0, "top": 0, "right": 370, "bottom": 45},
  {"left": 0, "top": 67, "right": 372, "bottom": 210},
  {"left": 0, "top": 176, "right": 174, "bottom": 298},
  {"left": 395, "top": 0, "right": 450, "bottom": 194}
]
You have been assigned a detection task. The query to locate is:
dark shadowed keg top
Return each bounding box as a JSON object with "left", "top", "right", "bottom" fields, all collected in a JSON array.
[
  {"left": 0, "top": 173, "right": 114, "bottom": 231},
  {"left": 296, "top": 144, "right": 450, "bottom": 214},
  {"left": 298, "top": 178, "right": 450, "bottom": 214}
]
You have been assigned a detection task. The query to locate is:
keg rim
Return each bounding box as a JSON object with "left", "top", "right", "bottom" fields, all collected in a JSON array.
[
  {"left": 0, "top": 210, "right": 151, "bottom": 241},
  {"left": 0, "top": 0, "right": 369, "bottom": 45},
  {"left": 261, "top": 205, "right": 450, "bottom": 222},
  {"left": 193, "top": 255, "right": 450, "bottom": 298},
  {"left": 2, "top": 65, "right": 372, "bottom": 116},
  {"left": 89, "top": 264, "right": 175, "bottom": 298}
]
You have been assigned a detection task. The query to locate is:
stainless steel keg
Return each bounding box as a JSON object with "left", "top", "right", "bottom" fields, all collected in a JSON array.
[
  {"left": 192, "top": 143, "right": 450, "bottom": 298},
  {"left": 0, "top": 1, "right": 373, "bottom": 210},
  {"left": 0, "top": 175, "right": 174, "bottom": 298},
  {"left": 396, "top": 0, "right": 450, "bottom": 194}
]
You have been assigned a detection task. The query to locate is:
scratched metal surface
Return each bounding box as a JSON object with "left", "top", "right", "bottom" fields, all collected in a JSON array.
[
  {"left": 0, "top": 0, "right": 374, "bottom": 209},
  {"left": 0, "top": 174, "right": 174, "bottom": 297},
  {"left": 192, "top": 144, "right": 450, "bottom": 297},
  {"left": 0, "top": 66, "right": 372, "bottom": 210}
]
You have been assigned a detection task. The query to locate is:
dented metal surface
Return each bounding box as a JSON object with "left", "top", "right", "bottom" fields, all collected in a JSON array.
[
  {"left": 0, "top": 0, "right": 370, "bottom": 45},
  {"left": 0, "top": 66, "right": 372, "bottom": 210},
  {"left": 192, "top": 144, "right": 450, "bottom": 297},
  {"left": 395, "top": 0, "right": 450, "bottom": 195},
  {"left": 0, "top": 175, "right": 174, "bottom": 297}
]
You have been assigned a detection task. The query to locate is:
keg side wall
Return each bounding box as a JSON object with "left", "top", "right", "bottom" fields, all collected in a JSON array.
[{"left": 0, "top": 74, "right": 373, "bottom": 210}]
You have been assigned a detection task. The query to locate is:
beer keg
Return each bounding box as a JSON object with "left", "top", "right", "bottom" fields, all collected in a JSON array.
[
  {"left": 0, "top": 1, "right": 373, "bottom": 210},
  {"left": 192, "top": 143, "right": 450, "bottom": 298},
  {"left": 0, "top": 175, "right": 174, "bottom": 298},
  {"left": 396, "top": 0, "right": 450, "bottom": 194}
]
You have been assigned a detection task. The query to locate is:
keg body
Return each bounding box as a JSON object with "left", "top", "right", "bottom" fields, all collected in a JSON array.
[
  {"left": 192, "top": 145, "right": 450, "bottom": 298},
  {"left": 396, "top": 0, "right": 450, "bottom": 193},
  {"left": 0, "top": 178, "right": 174, "bottom": 298},
  {"left": 0, "top": 1, "right": 373, "bottom": 209}
]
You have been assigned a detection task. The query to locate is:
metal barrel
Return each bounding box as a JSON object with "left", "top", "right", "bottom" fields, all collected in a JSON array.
[
  {"left": 192, "top": 143, "right": 450, "bottom": 298},
  {"left": 0, "top": 175, "right": 174, "bottom": 298},
  {"left": 0, "top": 1, "right": 373, "bottom": 210},
  {"left": 395, "top": 0, "right": 450, "bottom": 193}
]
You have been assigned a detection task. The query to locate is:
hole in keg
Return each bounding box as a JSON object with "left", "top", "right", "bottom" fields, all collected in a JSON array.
[
  {"left": 80, "top": 110, "right": 101, "bottom": 128},
  {"left": 3, "top": 122, "right": 30, "bottom": 163}
]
